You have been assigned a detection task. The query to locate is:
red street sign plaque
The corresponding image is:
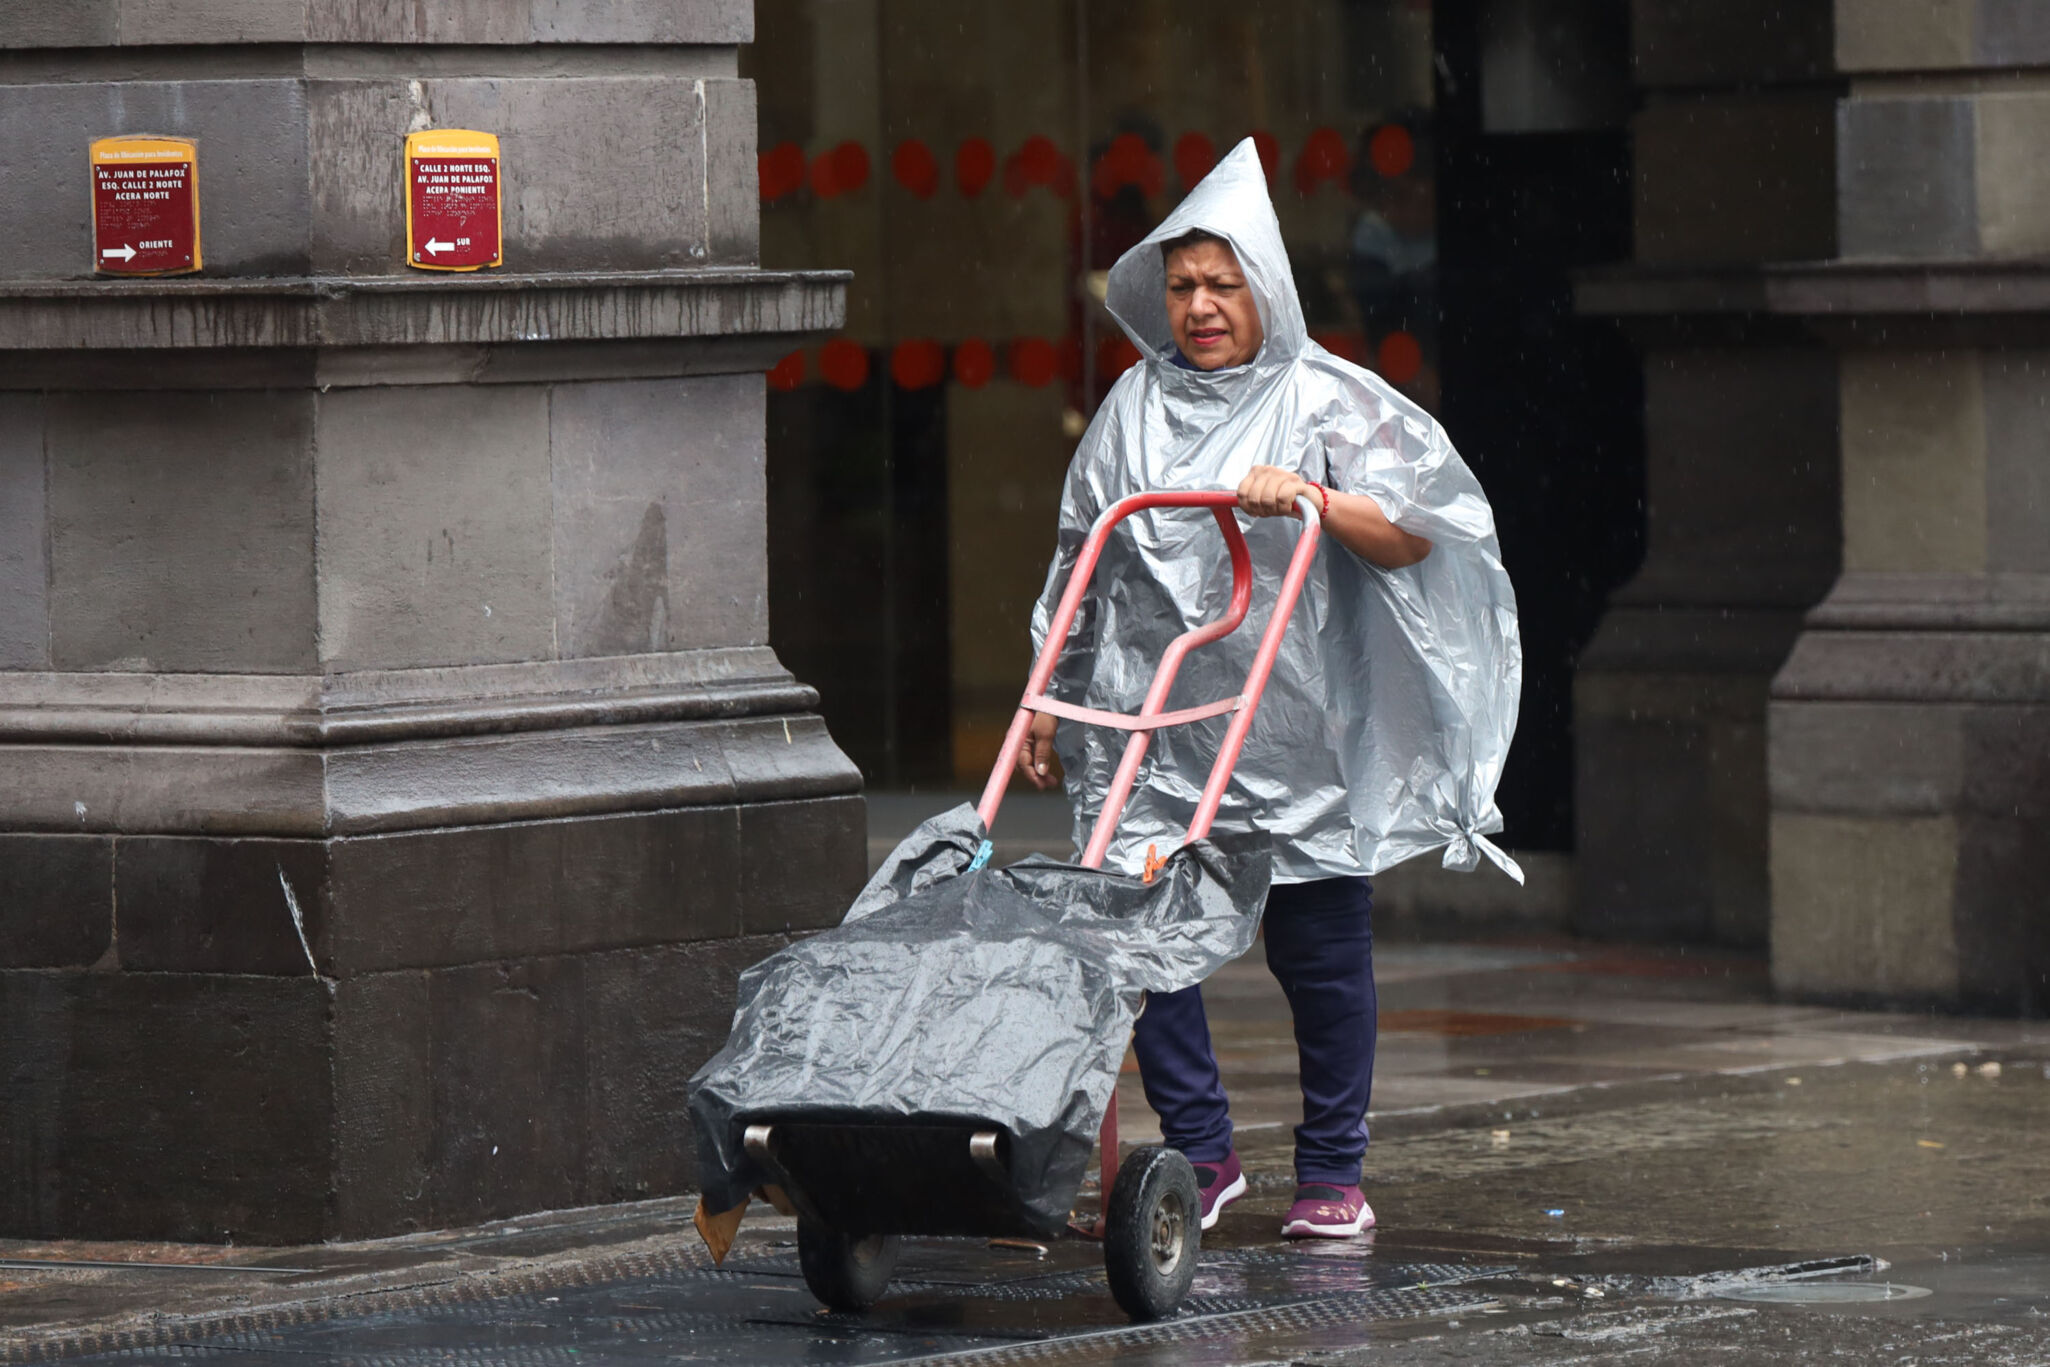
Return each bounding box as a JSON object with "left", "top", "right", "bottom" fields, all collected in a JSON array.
[
  {"left": 406, "top": 129, "right": 503, "bottom": 271},
  {"left": 90, "top": 136, "right": 201, "bottom": 275}
]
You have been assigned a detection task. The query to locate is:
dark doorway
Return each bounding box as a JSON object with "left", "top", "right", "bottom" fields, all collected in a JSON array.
[{"left": 1433, "top": 0, "right": 1644, "bottom": 849}]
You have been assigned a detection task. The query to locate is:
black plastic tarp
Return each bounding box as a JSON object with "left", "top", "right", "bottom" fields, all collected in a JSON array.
[{"left": 688, "top": 803, "right": 1271, "bottom": 1232}]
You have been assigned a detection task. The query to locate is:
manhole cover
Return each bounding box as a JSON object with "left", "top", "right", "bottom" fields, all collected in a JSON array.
[{"left": 1718, "top": 1281, "right": 1932, "bottom": 1305}]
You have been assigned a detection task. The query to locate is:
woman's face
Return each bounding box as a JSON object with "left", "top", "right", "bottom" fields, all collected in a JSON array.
[{"left": 1165, "top": 239, "right": 1264, "bottom": 370}]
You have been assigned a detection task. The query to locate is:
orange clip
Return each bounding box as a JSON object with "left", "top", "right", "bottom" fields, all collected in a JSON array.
[{"left": 1142, "top": 844, "right": 1166, "bottom": 885}]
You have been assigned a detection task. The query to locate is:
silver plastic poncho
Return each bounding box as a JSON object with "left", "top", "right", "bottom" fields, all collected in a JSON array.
[{"left": 1032, "top": 137, "right": 1523, "bottom": 885}]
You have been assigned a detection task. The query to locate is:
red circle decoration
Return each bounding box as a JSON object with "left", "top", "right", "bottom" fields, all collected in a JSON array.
[
  {"left": 956, "top": 137, "right": 996, "bottom": 197},
  {"left": 1294, "top": 126, "right": 1350, "bottom": 195},
  {"left": 767, "top": 349, "right": 806, "bottom": 391},
  {"left": 811, "top": 140, "right": 871, "bottom": 198},
  {"left": 890, "top": 338, "right": 947, "bottom": 389},
  {"left": 1008, "top": 336, "right": 1059, "bottom": 387},
  {"left": 819, "top": 338, "right": 871, "bottom": 390},
  {"left": 1096, "top": 333, "right": 1143, "bottom": 382},
  {"left": 759, "top": 141, "right": 807, "bottom": 202},
  {"left": 1092, "top": 132, "right": 1165, "bottom": 201},
  {"left": 833, "top": 140, "right": 871, "bottom": 191},
  {"left": 1017, "top": 135, "right": 1062, "bottom": 184},
  {"left": 1006, "top": 135, "right": 1069, "bottom": 199},
  {"left": 1250, "top": 130, "right": 1282, "bottom": 183},
  {"left": 768, "top": 130, "right": 1412, "bottom": 202},
  {"left": 774, "top": 129, "right": 1426, "bottom": 205},
  {"left": 952, "top": 337, "right": 996, "bottom": 388},
  {"left": 891, "top": 139, "right": 940, "bottom": 199},
  {"left": 1378, "top": 330, "right": 1424, "bottom": 384},
  {"left": 1369, "top": 124, "right": 1416, "bottom": 179},
  {"left": 1173, "top": 132, "right": 1217, "bottom": 188},
  {"left": 1310, "top": 331, "right": 1365, "bottom": 364}
]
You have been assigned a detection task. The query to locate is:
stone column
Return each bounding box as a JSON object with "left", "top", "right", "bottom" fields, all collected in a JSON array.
[
  {"left": 0, "top": 4, "right": 861, "bottom": 1241},
  {"left": 1571, "top": 2, "right": 1844, "bottom": 944},
  {"left": 1768, "top": 7, "right": 2050, "bottom": 1011},
  {"left": 1579, "top": 2, "right": 2050, "bottom": 1006}
]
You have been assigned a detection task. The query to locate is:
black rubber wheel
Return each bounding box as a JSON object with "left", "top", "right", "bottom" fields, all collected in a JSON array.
[
  {"left": 1103, "top": 1144, "right": 1201, "bottom": 1321},
  {"left": 797, "top": 1218, "right": 900, "bottom": 1312}
]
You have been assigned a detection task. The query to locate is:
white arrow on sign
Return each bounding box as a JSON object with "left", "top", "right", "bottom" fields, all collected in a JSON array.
[
  {"left": 101, "top": 245, "right": 137, "bottom": 262},
  {"left": 423, "top": 238, "right": 454, "bottom": 255}
]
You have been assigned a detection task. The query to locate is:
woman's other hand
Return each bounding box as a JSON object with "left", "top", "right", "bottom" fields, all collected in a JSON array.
[
  {"left": 1015, "top": 711, "right": 1060, "bottom": 790},
  {"left": 1237, "top": 464, "right": 1315, "bottom": 518}
]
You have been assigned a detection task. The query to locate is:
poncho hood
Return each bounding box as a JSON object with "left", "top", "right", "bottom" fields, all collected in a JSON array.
[
  {"left": 1033, "top": 138, "right": 1523, "bottom": 884},
  {"left": 1105, "top": 138, "right": 1309, "bottom": 370}
]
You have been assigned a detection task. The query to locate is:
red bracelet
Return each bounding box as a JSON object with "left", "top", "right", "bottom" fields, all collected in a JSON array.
[{"left": 1307, "top": 481, "right": 1331, "bottom": 519}]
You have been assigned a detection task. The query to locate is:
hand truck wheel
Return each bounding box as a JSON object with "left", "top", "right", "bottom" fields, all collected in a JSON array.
[
  {"left": 1103, "top": 1144, "right": 1201, "bottom": 1320},
  {"left": 797, "top": 1218, "right": 900, "bottom": 1312}
]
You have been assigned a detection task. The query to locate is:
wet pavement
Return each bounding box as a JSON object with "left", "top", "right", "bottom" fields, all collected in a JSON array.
[{"left": 7, "top": 933, "right": 2050, "bottom": 1364}]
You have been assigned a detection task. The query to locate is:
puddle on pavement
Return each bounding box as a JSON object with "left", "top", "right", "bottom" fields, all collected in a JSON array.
[{"left": 1719, "top": 1281, "right": 1932, "bottom": 1305}]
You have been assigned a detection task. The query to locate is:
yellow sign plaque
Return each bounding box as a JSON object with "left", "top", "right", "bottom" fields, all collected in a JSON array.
[
  {"left": 90, "top": 136, "right": 201, "bottom": 276},
  {"left": 405, "top": 129, "right": 503, "bottom": 271}
]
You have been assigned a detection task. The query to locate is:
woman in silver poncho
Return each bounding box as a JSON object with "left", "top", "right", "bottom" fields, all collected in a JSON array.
[{"left": 1018, "top": 139, "right": 1521, "bottom": 1237}]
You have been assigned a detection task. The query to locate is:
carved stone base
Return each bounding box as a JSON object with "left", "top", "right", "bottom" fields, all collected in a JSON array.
[
  {"left": 1769, "top": 574, "right": 2050, "bottom": 1012},
  {"left": 0, "top": 789, "right": 863, "bottom": 1242}
]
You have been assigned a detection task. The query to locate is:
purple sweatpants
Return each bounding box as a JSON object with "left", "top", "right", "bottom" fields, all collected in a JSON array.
[{"left": 1130, "top": 876, "right": 1376, "bottom": 1185}]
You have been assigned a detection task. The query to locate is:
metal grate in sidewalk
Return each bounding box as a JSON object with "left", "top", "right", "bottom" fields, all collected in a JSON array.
[{"left": 37, "top": 1243, "right": 1506, "bottom": 1366}]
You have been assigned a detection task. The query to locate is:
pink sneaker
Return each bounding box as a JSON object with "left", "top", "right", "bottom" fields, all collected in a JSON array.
[
  {"left": 1191, "top": 1151, "right": 1247, "bottom": 1230},
  {"left": 1281, "top": 1183, "right": 1375, "bottom": 1238}
]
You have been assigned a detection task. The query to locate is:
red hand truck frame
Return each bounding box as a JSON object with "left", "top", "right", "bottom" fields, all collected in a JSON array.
[{"left": 974, "top": 487, "right": 1324, "bottom": 1229}]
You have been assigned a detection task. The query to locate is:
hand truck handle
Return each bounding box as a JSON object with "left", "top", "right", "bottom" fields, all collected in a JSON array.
[{"left": 977, "top": 489, "right": 1323, "bottom": 869}]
